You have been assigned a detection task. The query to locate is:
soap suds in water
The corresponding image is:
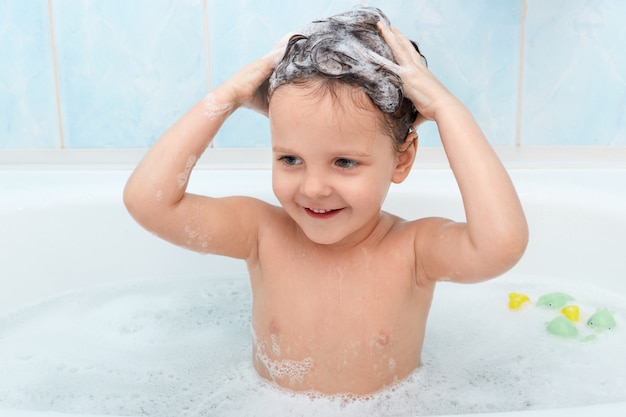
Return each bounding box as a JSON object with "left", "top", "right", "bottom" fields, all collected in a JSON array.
[
  {"left": 0, "top": 274, "right": 625, "bottom": 416},
  {"left": 253, "top": 331, "right": 314, "bottom": 386}
]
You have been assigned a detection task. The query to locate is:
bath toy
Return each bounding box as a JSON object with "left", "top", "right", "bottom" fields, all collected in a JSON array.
[
  {"left": 546, "top": 316, "right": 579, "bottom": 338},
  {"left": 508, "top": 292, "right": 530, "bottom": 310},
  {"left": 507, "top": 291, "right": 617, "bottom": 342},
  {"left": 561, "top": 305, "right": 580, "bottom": 322},
  {"left": 537, "top": 292, "right": 575, "bottom": 310},
  {"left": 587, "top": 309, "right": 616, "bottom": 332}
]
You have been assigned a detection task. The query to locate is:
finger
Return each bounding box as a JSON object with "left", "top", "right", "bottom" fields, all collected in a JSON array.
[
  {"left": 378, "top": 21, "right": 425, "bottom": 67},
  {"left": 376, "top": 20, "right": 398, "bottom": 46},
  {"left": 364, "top": 49, "right": 401, "bottom": 73},
  {"left": 390, "top": 27, "right": 423, "bottom": 61},
  {"left": 263, "top": 46, "right": 285, "bottom": 68},
  {"left": 377, "top": 22, "right": 413, "bottom": 62},
  {"left": 264, "top": 31, "right": 295, "bottom": 68},
  {"left": 377, "top": 21, "right": 407, "bottom": 50}
]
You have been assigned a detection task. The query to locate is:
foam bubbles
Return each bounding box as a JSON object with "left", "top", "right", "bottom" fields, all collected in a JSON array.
[
  {"left": 268, "top": 6, "right": 423, "bottom": 146},
  {"left": 269, "top": 7, "right": 409, "bottom": 114},
  {"left": 255, "top": 340, "right": 314, "bottom": 385},
  {"left": 0, "top": 274, "right": 625, "bottom": 416},
  {"left": 202, "top": 93, "right": 234, "bottom": 121}
]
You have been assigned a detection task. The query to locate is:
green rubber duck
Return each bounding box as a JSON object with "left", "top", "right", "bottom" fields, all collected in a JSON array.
[
  {"left": 587, "top": 309, "right": 616, "bottom": 332},
  {"left": 546, "top": 316, "right": 579, "bottom": 338},
  {"left": 537, "top": 292, "right": 575, "bottom": 310}
]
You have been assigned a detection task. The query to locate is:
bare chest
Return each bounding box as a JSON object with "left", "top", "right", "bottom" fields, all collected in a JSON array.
[{"left": 248, "top": 243, "right": 434, "bottom": 392}]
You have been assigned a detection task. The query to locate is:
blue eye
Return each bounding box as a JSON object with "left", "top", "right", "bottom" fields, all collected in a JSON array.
[
  {"left": 279, "top": 155, "right": 302, "bottom": 166},
  {"left": 335, "top": 158, "right": 358, "bottom": 169}
]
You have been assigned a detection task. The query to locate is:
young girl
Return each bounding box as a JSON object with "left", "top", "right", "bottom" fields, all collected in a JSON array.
[{"left": 124, "top": 7, "right": 528, "bottom": 395}]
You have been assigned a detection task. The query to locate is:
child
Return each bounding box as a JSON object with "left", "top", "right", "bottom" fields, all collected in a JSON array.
[{"left": 124, "top": 7, "right": 528, "bottom": 395}]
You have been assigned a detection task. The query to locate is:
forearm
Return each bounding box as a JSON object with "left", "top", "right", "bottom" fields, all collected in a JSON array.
[
  {"left": 124, "top": 87, "right": 237, "bottom": 216},
  {"left": 123, "top": 39, "right": 284, "bottom": 233},
  {"left": 376, "top": 21, "right": 527, "bottom": 280}
]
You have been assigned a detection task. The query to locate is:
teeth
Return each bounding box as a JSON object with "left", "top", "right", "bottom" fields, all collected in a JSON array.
[{"left": 310, "top": 208, "right": 331, "bottom": 214}]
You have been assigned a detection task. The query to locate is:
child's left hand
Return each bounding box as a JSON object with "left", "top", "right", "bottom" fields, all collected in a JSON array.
[
  {"left": 375, "top": 21, "right": 528, "bottom": 285},
  {"left": 375, "top": 21, "right": 456, "bottom": 125}
]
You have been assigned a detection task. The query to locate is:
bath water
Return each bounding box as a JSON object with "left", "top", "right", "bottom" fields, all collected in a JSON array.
[{"left": 0, "top": 274, "right": 624, "bottom": 416}]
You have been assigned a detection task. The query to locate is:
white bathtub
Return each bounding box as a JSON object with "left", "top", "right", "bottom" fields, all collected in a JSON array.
[{"left": 1, "top": 148, "right": 625, "bottom": 417}]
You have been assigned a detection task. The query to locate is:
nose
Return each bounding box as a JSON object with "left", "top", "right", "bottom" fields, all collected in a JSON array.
[{"left": 299, "top": 168, "right": 333, "bottom": 199}]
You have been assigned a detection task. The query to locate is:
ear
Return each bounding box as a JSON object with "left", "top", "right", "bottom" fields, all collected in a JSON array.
[{"left": 391, "top": 131, "right": 418, "bottom": 184}]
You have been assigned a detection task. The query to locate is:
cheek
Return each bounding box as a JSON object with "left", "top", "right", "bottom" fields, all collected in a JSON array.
[
  {"left": 346, "top": 176, "right": 390, "bottom": 209},
  {"left": 271, "top": 170, "right": 292, "bottom": 204}
]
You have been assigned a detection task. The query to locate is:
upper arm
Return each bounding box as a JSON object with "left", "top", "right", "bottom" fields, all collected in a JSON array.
[
  {"left": 126, "top": 191, "right": 273, "bottom": 260},
  {"left": 415, "top": 217, "right": 526, "bottom": 284}
]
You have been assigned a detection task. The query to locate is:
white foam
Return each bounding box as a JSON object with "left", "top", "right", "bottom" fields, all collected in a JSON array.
[
  {"left": 0, "top": 273, "right": 625, "bottom": 416},
  {"left": 176, "top": 154, "right": 197, "bottom": 189},
  {"left": 269, "top": 7, "right": 404, "bottom": 114},
  {"left": 202, "top": 93, "right": 234, "bottom": 121},
  {"left": 155, "top": 190, "right": 164, "bottom": 202}
]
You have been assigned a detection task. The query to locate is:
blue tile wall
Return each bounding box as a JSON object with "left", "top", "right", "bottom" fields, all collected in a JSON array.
[
  {"left": 1, "top": 0, "right": 625, "bottom": 149},
  {"left": 52, "top": 0, "right": 207, "bottom": 147},
  {"left": 371, "top": 0, "right": 523, "bottom": 146},
  {"left": 0, "top": 0, "right": 60, "bottom": 148},
  {"left": 522, "top": 0, "right": 626, "bottom": 146},
  {"left": 208, "top": 0, "right": 358, "bottom": 147}
]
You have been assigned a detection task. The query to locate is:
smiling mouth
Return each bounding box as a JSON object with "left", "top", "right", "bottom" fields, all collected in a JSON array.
[{"left": 305, "top": 207, "right": 343, "bottom": 218}]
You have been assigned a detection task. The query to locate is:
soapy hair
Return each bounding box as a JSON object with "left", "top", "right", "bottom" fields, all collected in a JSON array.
[{"left": 269, "top": 6, "right": 426, "bottom": 151}]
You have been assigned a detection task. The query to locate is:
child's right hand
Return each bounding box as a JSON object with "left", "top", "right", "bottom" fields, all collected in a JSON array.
[{"left": 218, "top": 36, "right": 289, "bottom": 117}]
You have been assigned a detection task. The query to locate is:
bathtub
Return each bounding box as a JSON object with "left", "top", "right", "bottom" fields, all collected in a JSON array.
[{"left": 1, "top": 147, "right": 625, "bottom": 417}]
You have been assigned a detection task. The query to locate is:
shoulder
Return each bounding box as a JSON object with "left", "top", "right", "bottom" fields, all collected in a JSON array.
[
  {"left": 386, "top": 213, "right": 452, "bottom": 240},
  {"left": 388, "top": 215, "right": 456, "bottom": 281},
  {"left": 376, "top": 212, "right": 448, "bottom": 258}
]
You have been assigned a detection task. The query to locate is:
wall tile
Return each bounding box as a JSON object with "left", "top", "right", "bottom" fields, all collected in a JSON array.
[
  {"left": 368, "top": 0, "right": 523, "bottom": 147},
  {"left": 209, "top": 1, "right": 363, "bottom": 88},
  {"left": 210, "top": 0, "right": 522, "bottom": 147},
  {"left": 0, "top": 0, "right": 60, "bottom": 148},
  {"left": 522, "top": 0, "right": 626, "bottom": 145},
  {"left": 53, "top": 0, "right": 207, "bottom": 148},
  {"left": 208, "top": 0, "right": 366, "bottom": 147},
  {"left": 2, "top": 1, "right": 625, "bottom": 150}
]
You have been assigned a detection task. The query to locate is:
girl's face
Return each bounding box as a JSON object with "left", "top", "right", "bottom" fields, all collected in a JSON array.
[{"left": 269, "top": 83, "right": 415, "bottom": 248}]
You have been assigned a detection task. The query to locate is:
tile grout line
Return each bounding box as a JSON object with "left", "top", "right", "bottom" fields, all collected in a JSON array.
[
  {"left": 48, "top": 1, "right": 65, "bottom": 148},
  {"left": 515, "top": 0, "right": 528, "bottom": 147},
  {"left": 203, "top": 0, "right": 211, "bottom": 93},
  {"left": 48, "top": 0, "right": 65, "bottom": 149},
  {"left": 203, "top": 0, "right": 215, "bottom": 148}
]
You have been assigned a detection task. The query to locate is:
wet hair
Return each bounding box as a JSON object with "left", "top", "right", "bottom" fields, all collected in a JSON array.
[{"left": 269, "top": 6, "right": 426, "bottom": 151}]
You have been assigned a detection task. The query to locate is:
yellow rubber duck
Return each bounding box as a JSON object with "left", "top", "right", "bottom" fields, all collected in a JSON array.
[
  {"left": 562, "top": 305, "right": 580, "bottom": 322},
  {"left": 508, "top": 292, "right": 531, "bottom": 310}
]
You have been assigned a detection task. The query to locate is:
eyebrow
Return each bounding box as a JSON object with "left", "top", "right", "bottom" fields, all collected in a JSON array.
[
  {"left": 272, "top": 147, "right": 295, "bottom": 154},
  {"left": 272, "top": 147, "right": 371, "bottom": 158}
]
